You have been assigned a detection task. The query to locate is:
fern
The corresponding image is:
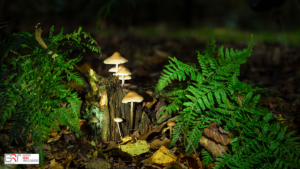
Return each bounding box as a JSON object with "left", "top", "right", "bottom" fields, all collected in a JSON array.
[
  {"left": 202, "top": 150, "right": 214, "bottom": 166},
  {"left": 155, "top": 36, "right": 300, "bottom": 168},
  {"left": 0, "top": 25, "right": 101, "bottom": 167}
]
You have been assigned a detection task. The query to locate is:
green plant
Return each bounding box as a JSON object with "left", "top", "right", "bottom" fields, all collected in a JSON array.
[
  {"left": 202, "top": 150, "right": 214, "bottom": 166},
  {"left": 0, "top": 24, "right": 101, "bottom": 166},
  {"left": 155, "top": 36, "right": 300, "bottom": 168}
]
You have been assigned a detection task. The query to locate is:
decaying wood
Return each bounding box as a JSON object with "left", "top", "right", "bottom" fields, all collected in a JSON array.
[{"left": 84, "top": 69, "right": 153, "bottom": 142}]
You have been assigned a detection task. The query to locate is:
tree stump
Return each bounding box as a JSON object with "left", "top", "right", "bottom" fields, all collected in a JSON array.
[{"left": 83, "top": 69, "right": 150, "bottom": 142}]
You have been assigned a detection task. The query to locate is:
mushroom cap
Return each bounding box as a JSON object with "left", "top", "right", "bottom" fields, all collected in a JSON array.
[
  {"left": 108, "top": 65, "right": 125, "bottom": 72},
  {"left": 122, "top": 91, "right": 144, "bottom": 103},
  {"left": 118, "top": 75, "right": 131, "bottom": 80},
  {"left": 104, "top": 52, "right": 128, "bottom": 64},
  {"left": 89, "top": 116, "right": 100, "bottom": 123},
  {"left": 116, "top": 67, "right": 131, "bottom": 76},
  {"left": 167, "top": 121, "right": 175, "bottom": 127},
  {"left": 114, "top": 117, "right": 123, "bottom": 122}
]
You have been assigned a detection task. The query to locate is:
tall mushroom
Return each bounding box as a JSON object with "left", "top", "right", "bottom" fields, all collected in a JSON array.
[
  {"left": 122, "top": 91, "right": 144, "bottom": 131},
  {"left": 167, "top": 121, "right": 176, "bottom": 140},
  {"left": 116, "top": 67, "right": 131, "bottom": 86},
  {"left": 103, "top": 52, "right": 128, "bottom": 72},
  {"left": 114, "top": 117, "right": 123, "bottom": 140},
  {"left": 89, "top": 116, "right": 100, "bottom": 146}
]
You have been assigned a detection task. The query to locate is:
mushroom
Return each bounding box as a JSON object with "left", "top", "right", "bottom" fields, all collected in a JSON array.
[
  {"left": 118, "top": 75, "right": 131, "bottom": 85},
  {"left": 167, "top": 121, "right": 176, "bottom": 140},
  {"left": 122, "top": 91, "right": 144, "bottom": 131},
  {"left": 114, "top": 117, "right": 123, "bottom": 140},
  {"left": 89, "top": 116, "right": 100, "bottom": 146},
  {"left": 115, "top": 67, "right": 131, "bottom": 86},
  {"left": 109, "top": 65, "right": 125, "bottom": 74},
  {"left": 104, "top": 52, "right": 128, "bottom": 72}
]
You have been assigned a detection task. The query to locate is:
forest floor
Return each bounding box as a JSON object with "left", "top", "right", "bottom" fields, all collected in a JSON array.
[{"left": 2, "top": 27, "right": 300, "bottom": 169}]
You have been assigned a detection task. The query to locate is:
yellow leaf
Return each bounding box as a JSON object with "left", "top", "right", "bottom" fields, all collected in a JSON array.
[
  {"left": 120, "top": 140, "right": 150, "bottom": 156},
  {"left": 151, "top": 146, "right": 177, "bottom": 164}
]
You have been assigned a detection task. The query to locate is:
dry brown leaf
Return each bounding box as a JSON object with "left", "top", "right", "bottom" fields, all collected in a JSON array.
[
  {"left": 203, "top": 122, "right": 231, "bottom": 146},
  {"left": 150, "top": 138, "right": 171, "bottom": 150},
  {"left": 64, "top": 133, "right": 76, "bottom": 145},
  {"left": 132, "top": 130, "right": 140, "bottom": 138},
  {"left": 49, "top": 159, "right": 64, "bottom": 169},
  {"left": 35, "top": 23, "right": 48, "bottom": 49},
  {"left": 78, "top": 150, "right": 89, "bottom": 161},
  {"left": 200, "top": 136, "right": 228, "bottom": 159},
  {"left": 61, "top": 153, "right": 76, "bottom": 168},
  {"left": 138, "top": 123, "right": 166, "bottom": 140},
  {"left": 141, "top": 91, "right": 157, "bottom": 109}
]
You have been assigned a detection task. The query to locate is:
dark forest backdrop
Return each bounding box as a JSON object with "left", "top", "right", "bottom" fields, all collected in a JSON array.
[{"left": 1, "top": 0, "right": 300, "bottom": 43}]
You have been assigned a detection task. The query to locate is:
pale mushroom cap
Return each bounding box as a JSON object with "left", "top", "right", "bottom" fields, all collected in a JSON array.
[
  {"left": 167, "top": 121, "right": 175, "bottom": 127},
  {"left": 114, "top": 117, "right": 123, "bottom": 122},
  {"left": 109, "top": 65, "right": 125, "bottom": 72},
  {"left": 103, "top": 52, "right": 128, "bottom": 64},
  {"left": 122, "top": 91, "right": 144, "bottom": 103},
  {"left": 118, "top": 75, "right": 131, "bottom": 80},
  {"left": 89, "top": 116, "right": 100, "bottom": 123},
  {"left": 116, "top": 67, "right": 131, "bottom": 76}
]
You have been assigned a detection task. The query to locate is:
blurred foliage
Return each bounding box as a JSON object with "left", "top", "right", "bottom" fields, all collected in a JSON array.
[
  {"left": 1, "top": 0, "right": 299, "bottom": 30},
  {"left": 0, "top": 0, "right": 299, "bottom": 45}
]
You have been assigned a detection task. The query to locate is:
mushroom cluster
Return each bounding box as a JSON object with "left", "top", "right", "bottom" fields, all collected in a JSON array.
[
  {"left": 104, "top": 52, "right": 145, "bottom": 137},
  {"left": 104, "top": 52, "right": 131, "bottom": 86}
]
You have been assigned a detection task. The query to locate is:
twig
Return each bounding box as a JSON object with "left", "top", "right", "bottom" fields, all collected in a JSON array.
[{"left": 176, "top": 120, "right": 202, "bottom": 169}]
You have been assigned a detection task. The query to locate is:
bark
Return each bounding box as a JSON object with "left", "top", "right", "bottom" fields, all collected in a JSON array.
[{"left": 84, "top": 69, "right": 157, "bottom": 142}]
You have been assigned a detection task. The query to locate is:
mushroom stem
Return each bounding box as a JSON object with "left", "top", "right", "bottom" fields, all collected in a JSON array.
[
  {"left": 116, "top": 123, "right": 122, "bottom": 139},
  {"left": 94, "top": 123, "right": 98, "bottom": 146},
  {"left": 167, "top": 121, "right": 175, "bottom": 141},
  {"left": 121, "top": 75, "right": 125, "bottom": 86},
  {"left": 116, "top": 64, "right": 119, "bottom": 72},
  {"left": 130, "top": 102, "right": 134, "bottom": 130},
  {"left": 170, "top": 127, "right": 173, "bottom": 140}
]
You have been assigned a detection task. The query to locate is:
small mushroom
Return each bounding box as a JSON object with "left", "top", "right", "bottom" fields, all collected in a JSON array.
[
  {"left": 89, "top": 116, "right": 100, "bottom": 146},
  {"left": 115, "top": 67, "right": 131, "bottom": 86},
  {"left": 104, "top": 52, "right": 128, "bottom": 72},
  {"left": 167, "top": 121, "right": 176, "bottom": 140},
  {"left": 122, "top": 91, "right": 144, "bottom": 131},
  {"left": 114, "top": 117, "right": 123, "bottom": 140}
]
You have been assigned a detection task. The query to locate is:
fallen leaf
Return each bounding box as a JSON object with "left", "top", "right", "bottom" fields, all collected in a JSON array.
[
  {"left": 49, "top": 159, "right": 64, "bottom": 169},
  {"left": 203, "top": 122, "right": 231, "bottom": 146},
  {"left": 199, "top": 136, "right": 227, "bottom": 159},
  {"left": 150, "top": 138, "right": 171, "bottom": 150},
  {"left": 151, "top": 146, "right": 177, "bottom": 164},
  {"left": 138, "top": 123, "right": 166, "bottom": 140},
  {"left": 120, "top": 140, "right": 150, "bottom": 156},
  {"left": 141, "top": 92, "right": 157, "bottom": 109},
  {"left": 85, "top": 159, "right": 111, "bottom": 169}
]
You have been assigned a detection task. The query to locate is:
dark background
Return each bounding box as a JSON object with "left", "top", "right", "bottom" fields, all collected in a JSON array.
[
  {"left": 1, "top": 0, "right": 300, "bottom": 38},
  {"left": 1, "top": 0, "right": 300, "bottom": 99}
]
